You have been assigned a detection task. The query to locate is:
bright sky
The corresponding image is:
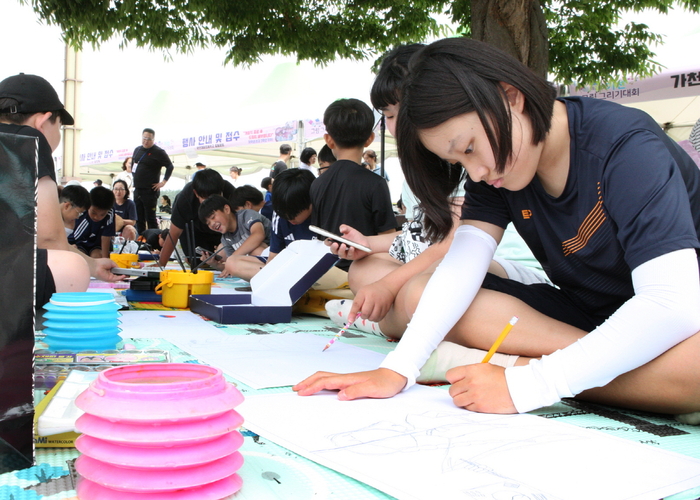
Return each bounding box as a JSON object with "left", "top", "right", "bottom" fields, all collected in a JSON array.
[
  {"left": 618, "top": 8, "right": 700, "bottom": 70},
  {"left": 1, "top": 1, "right": 381, "bottom": 152},
  {"left": 2, "top": 1, "right": 699, "bottom": 153}
]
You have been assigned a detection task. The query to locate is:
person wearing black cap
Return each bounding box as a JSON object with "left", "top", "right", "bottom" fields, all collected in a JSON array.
[
  {"left": 131, "top": 127, "right": 175, "bottom": 233},
  {"left": 270, "top": 143, "right": 292, "bottom": 179},
  {"left": 0, "top": 73, "right": 119, "bottom": 306}
]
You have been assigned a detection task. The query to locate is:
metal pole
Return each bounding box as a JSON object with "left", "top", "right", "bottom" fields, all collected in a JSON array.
[{"left": 62, "top": 45, "right": 82, "bottom": 183}]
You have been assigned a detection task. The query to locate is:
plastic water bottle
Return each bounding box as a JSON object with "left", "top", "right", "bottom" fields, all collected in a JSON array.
[{"left": 112, "top": 236, "right": 125, "bottom": 253}]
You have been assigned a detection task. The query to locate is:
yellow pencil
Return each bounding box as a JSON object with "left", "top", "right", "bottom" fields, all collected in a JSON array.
[{"left": 481, "top": 316, "right": 518, "bottom": 363}]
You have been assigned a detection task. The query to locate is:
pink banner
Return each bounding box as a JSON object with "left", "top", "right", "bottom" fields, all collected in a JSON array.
[
  {"left": 78, "top": 121, "right": 302, "bottom": 167},
  {"left": 567, "top": 67, "right": 700, "bottom": 104},
  {"left": 303, "top": 118, "right": 326, "bottom": 142}
]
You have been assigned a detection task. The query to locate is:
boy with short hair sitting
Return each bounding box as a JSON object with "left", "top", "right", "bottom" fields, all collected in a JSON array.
[
  {"left": 233, "top": 184, "right": 266, "bottom": 214},
  {"left": 270, "top": 168, "right": 316, "bottom": 253},
  {"left": 69, "top": 186, "right": 116, "bottom": 259},
  {"left": 156, "top": 168, "right": 236, "bottom": 268},
  {"left": 139, "top": 228, "right": 169, "bottom": 253},
  {"left": 208, "top": 169, "right": 317, "bottom": 281},
  {"left": 58, "top": 184, "right": 90, "bottom": 238},
  {"left": 310, "top": 98, "right": 397, "bottom": 271},
  {"left": 198, "top": 194, "right": 271, "bottom": 279}
]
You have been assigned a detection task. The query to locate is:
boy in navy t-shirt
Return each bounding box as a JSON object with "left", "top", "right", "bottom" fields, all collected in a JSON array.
[
  {"left": 270, "top": 168, "right": 316, "bottom": 256},
  {"left": 59, "top": 184, "right": 90, "bottom": 238},
  {"left": 260, "top": 177, "right": 273, "bottom": 221},
  {"left": 69, "top": 186, "right": 116, "bottom": 259}
]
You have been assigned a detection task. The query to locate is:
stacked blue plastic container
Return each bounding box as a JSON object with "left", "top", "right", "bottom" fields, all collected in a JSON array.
[{"left": 42, "top": 293, "right": 122, "bottom": 351}]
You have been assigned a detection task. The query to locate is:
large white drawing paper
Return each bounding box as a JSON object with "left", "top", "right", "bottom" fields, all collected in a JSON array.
[
  {"left": 240, "top": 386, "right": 700, "bottom": 500},
  {"left": 171, "top": 333, "right": 385, "bottom": 389},
  {"left": 117, "top": 310, "right": 222, "bottom": 340},
  {"left": 118, "top": 312, "right": 382, "bottom": 388}
]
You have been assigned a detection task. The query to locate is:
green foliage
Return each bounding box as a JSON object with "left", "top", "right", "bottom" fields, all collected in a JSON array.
[
  {"left": 447, "top": 0, "right": 699, "bottom": 85},
  {"left": 27, "top": 0, "right": 449, "bottom": 65},
  {"left": 25, "top": 0, "right": 700, "bottom": 86},
  {"left": 544, "top": 0, "right": 672, "bottom": 85}
]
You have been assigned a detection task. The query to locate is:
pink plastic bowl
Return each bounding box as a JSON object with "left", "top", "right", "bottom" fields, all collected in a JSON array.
[
  {"left": 76, "top": 452, "right": 243, "bottom": 491},
  {"left": 75, "top": 409, "right": 244, "bottom": 447},
  {"left": 77, "top": 474, "right": 243, "bottom": 500},
  {"left": 74, "top": 363, "right": 245, "bottom": 499},
  {"left": 75, "top": 363, "right": 244, "bottom": 422},
  {"left": 76, "top": 431, "right": 244, "bottom": 469}
]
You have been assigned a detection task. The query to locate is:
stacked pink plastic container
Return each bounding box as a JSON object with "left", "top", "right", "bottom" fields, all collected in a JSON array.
[{"left": 74, "top": 363, "right": 244, "bottom": 499}]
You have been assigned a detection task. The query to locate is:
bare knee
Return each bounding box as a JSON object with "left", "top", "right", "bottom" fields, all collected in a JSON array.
[
  {"left": 348, "top": 254, "right": 401, "bottom": 292},
  {"left": 578, "top": 332, "right": 700, "bottom": 414},
  {"left": 225, "top": 257, "right": 239, "bottom": 275},
  {"left": 122, "top": 225, "right": 137, "bottom": 240},
  {"left": 379, "top": 272, "right": 432, "bottom": 339},
  {"left": 394, "top": 273, "right": 431, "bottom": 320}
]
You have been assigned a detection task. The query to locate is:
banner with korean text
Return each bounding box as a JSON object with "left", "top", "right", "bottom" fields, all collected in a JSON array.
[{"left": 567, "top": 67, "right": 700, "bottom": 104}]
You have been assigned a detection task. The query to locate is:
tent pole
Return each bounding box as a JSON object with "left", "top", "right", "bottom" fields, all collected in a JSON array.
[
  {"left": 62, "top": 44, "right": 82, "bottom": 183},
  {"left": 297, "top": 119, "right": 304, "bottom": 166}
]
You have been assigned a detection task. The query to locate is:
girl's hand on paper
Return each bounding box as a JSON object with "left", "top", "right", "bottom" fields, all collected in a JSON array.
[
  {"left": 293, "top": 368, "right": 407, "bottom": 401},
  {"left": 349, "top": 282, "right": 396, "bottom": 323},
  {"left": 446, "top": 364, "right": 517, "bottom": 414}
]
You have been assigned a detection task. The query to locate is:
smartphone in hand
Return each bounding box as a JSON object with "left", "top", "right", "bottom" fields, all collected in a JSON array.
[
  {"left": 195, "top": 246, "right": 224, "bottom": 262},
  {"left": 308, "top": 225, "right": 372, "bottom": 253}
]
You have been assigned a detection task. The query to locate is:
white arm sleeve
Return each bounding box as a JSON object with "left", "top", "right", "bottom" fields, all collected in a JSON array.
[
  {"left": 380, "top": 224, "right": 497, "bottom": 388},
  {"left": 506, "top": 248, "right": 700, "bottom": 413}
]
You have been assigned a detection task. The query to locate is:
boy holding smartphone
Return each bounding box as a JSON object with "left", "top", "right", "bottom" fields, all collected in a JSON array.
[{"left": 198, "top": 195, "right": 271, "bottom": 279}]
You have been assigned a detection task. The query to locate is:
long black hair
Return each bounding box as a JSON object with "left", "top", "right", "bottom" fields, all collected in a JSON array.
[
  {"left": 370, "top": 44, "right": 424, "bottom": 110},
  {"left": 371, "top": 43, "right": 464, "bottom": 239},
  {"left": 397, "top": 38, "right": 557, "bottom": 241}
]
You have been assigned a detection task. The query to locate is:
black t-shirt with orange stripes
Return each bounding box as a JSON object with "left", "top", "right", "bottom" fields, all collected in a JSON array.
[{"left": 462, "top": 96, "right": 700, "bottom": 316}]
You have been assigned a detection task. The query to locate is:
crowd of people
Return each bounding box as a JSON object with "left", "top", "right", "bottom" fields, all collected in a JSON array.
[{"left": 2, "top": 35, "right": 700, "bottom": 423}]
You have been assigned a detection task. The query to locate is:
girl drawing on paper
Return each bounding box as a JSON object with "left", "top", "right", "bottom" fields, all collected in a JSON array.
[{"left": 295, "top": 38, "right": 700, "bottom": 421}]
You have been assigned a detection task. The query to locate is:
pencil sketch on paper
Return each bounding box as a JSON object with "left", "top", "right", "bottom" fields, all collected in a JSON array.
[
  {"left": 240, "top": 388, "right": 700, "bottom": 500},
  {"left": 323, "top": 410, "right": 580, "bottom": 469},
  {"left": 317, "top": 410, "right": 571, "bottom": 500}
]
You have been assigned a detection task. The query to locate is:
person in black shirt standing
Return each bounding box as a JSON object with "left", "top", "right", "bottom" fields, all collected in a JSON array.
[
  {"left": 270, "top": 143, "right": 292, "bottom": 179},
  {"left": 131, "top": 128, "right": 174, "bottom": 233}
]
